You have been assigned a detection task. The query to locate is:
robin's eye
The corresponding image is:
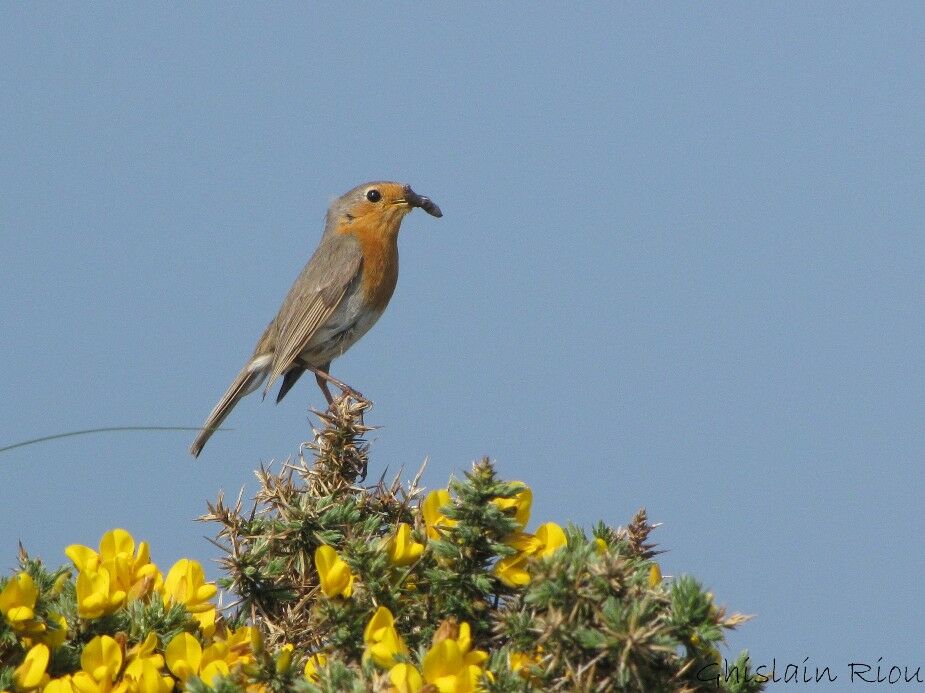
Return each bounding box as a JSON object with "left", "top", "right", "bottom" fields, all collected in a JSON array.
[{"left": 366, "top": 189, "right": 381, "bottom": 203}]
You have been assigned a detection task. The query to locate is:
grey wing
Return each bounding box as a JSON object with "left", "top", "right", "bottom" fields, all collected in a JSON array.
[{"left": 262, "top": 233, "right": 363, "bottom": 395}]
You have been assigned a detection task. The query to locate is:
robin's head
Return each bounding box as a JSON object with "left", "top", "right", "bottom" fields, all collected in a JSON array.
[{"left": 328, "top": 181, "right": 442, "bottom": 236}]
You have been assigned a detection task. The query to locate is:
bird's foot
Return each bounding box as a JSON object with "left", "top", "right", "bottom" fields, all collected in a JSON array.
[
  {"left": 340, "top": 384, "right": 366, "bottom": 402},
  {"left": 336, "top": 386, "right": 368, "bottom": 429},
  {"left": 306, "top": 365, "right": 365, "bottom": 401}
]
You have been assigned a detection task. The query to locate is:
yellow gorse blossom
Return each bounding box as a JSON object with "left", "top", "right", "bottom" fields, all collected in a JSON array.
[
  {"left": 384, "top": 523, "right": 425, "bottom": 566},
  {"left": 44, "top": 672, "right": 120, "bottom": 693},
  {"left": 165, "top": 632, "right": 231, "bottom": 685},
  {"left": 68, "top": 529, "right": 161, "bottom": 599},
  {"left": 421, "top": 620, "right": 490, "bottom": 692},
  {"left": 314, "top": 545, "right": 355, "bottom": 598},
  {"left": 491, "top": 483, "right": 532, "bottom": 531},
  {"left": 493, "top": 552, "right": 531, "bottom": 587},
  {"left": 194, "top": 602, "right": 217, "bottom": 639},
  {"left": 163, "top": 625, "right": 257, "bottom": 685},
  {"left": 533, "top": 522, "right": 567, "bottom": 557},
  {"left": 0, "top": 572, "right": 46, "bottom": 637},
  {"left": 509, "top": 649, "right": 537, "bottom": 675},
  {"left": 43, "top": 634, "right": 137, "bottom": 693},
  {"left": 0, "top": 572, "right": 37, "bottom": 627},
  {"left": 65, "top": 529, "right": 162, "bottom": 619},
  {"left": 388, "top": 662, "right": 424, "bottom": 692},
  {"left": 81, "top": 634, "right": 123, "bottom": 684},
  {"left": 120, "top": 632, "right": 174, "bottom": 693},
  {"left": 493, "top": 521, "right": 567, "bottom": 587},
  {"left": 126, "top": 631, "right": 165, "bottom": 670},
  {"left": 363, "top": 606, "right": 408, "bottom": 668},
  {"left": 13, "top": 643, "right": 49, "bottom": 691},
  {"left": 74, "top": 568, "right": 126, "bottom": 620},
  {"left": 214, "top": 624, "right": 259, "bottom": 669},
  {"left": 421, "top": 489, "right": 457, "bottom": 540},
  {"left": 165, "top": 631, "right": 206, "bottom": 681},
  {"left": 509, "top": 647, "right": 544, "bottom": 685},
  {"left": 41, "top": 676, "right": 75, "bottom": 693},
  {"left": 161, "top": 558, "right": 217, "bottom": 614},
  {"left": 274, "top": 643, "right": 295, "bottom": 674},
  {"left": 121, "top": 659, "right": 174, "bottom": 693},
  {"left": 303, "top": 652, "right": 328, "bottom": 682},
  {"left": 26, "top": 611, "right": 67, "bottom": 651},
  {"left": 160, "top": 557, "right": 219, "bottom": 651},
  {"left": 502, "top": 531, "right": 540, "bottom": 553},
  {"left": 0, "top": 573, "right": 68, "bottom": 651}
]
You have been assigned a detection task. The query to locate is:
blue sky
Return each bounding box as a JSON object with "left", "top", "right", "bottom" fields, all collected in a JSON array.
[{"left": 2, "top": 3, "right": 923, "bottom": 677}]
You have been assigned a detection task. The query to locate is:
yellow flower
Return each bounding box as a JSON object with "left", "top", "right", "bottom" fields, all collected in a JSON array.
[
  {"left": 126, "top": 632, "right": 165, "bottom": 671},
  {"left": 533, "top": 522, "right": 567, "bottom": 557},
  {"left": 363, "top": 606, "right": 408, "bottom": 668},
  {"left": 494, "top": 522, "right": 566, "bottom": 587},
  {"left": 13, "top": 643, "right": 49, "bottom": 691},
  {"left": 421, "top": 489, "right": 457, "bottom": 540},
  {"left": 0, "top": 572, "right": 45, "bottom": 635},
  {"left": 509, "top": 648, "right": 543, "bottom": 684},
  {"left": 384, "top": 523, "right": 425, "bottom": 566},
  {"left": 314, "top": 545, "right": 354, "bottom": 598},
  {"left": 81, "top": 634, "right": 123, "bottom": 684},
  {"left": 165, "top": 627, "right": 254, "bottom": 686},
  {"left": 220, "top": 625, "right": 258, "bottom": 668},
  {"left": 65, "top": 541, "right": 104, "bottom": 573},
  {"left": 303, "top": 653, "right": 327, "bottom": 682},
  {"left": 247, "top": 624, "right": 263, "bottom": 654},
  {"left": 422, "top": 621, "right": 490, "bottom": 692},
  {"left": 593, "top": 537, "right": 608, "bottom": 554},
  {"left": 162, "top": 559, "right": 217, "bottom": 614},
  {"left": 165, "top": 632, "right": 203, "bottom": 682},
  {"left": 122, "top": 656, "right": 173, "bottom": 693},
  {"left": 42, "top": 676, "right": 77, "bottom": 693},
  {"left": 165, "top": 632, "right": 230, "bottom": 685},
  {"left": 503, "top": 531, "right": 540, "bottom": 553},
  {"left": 507, "top": 523, "right": 565, "bottom": 557},
  {"left": 648, "top": 563, "right": 663, "bottom": 588},
  {"left": 74, "top": 568, "right": 125, "bottom": 619},
  {"left": 25, "top": 611, "right": 67, "bottom": 650},
  {"left": 66, "top": 529, "right": 161, "bottom": 606},
  {"left": 50, "top": 572, "right": 70, "bottom": 597},
  {"left": 0, "top": 572, "right": 37, "bottom": 625},
  {"left": 194, "top": 605, "right": 217, "bottom": 639},
  {"left": 493, "top": 552, "right": 531, "bottom": 587},
  {"left": 275, "top": 644, "right": 294, "bottom": 674},
  {"left": 389, "top": 662, "right": 424, "bottom": 693},
  {"left": 491, "top": 483, "right": 532, "bottom": 531},
  {"left": 509, "top": 650, "right": 534, "bottom": 674},
  {"left": 199, "top": 646, "right": 232, "bottom": 684},
  {"left": 70, "top": 671, "right": 124, "bottom": 693}
]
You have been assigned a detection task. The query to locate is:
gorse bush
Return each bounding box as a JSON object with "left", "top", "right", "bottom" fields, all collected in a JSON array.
[{"left": 0, "top": 396, "right": 764, "bottom": 692}]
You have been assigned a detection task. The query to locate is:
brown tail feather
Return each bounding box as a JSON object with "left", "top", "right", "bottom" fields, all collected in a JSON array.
[{"left": 190, "top": 357, "right": 270, "bottom": 457}]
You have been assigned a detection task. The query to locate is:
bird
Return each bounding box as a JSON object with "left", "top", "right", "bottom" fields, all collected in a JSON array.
[{"left": 189, "top": 181, "right": 442, "bottom": 457}]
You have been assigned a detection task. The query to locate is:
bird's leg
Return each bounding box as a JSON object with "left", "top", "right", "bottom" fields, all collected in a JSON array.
[
  {"left": 315, "top": 372, "right": 334, "bottom": 405},
  {"left": 309, "top": 363, "right": 367, "bottom": 433},
  {"left": 305, "top": 362, "right": 365, "bottom": 403},
  {"left": 311, "top": 362, "right": 335, "bottom": 405}
]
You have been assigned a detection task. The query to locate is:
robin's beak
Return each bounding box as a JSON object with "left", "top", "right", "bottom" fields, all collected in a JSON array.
[{"left": 400, "top": 185, "right": 443, "bottom": 218}]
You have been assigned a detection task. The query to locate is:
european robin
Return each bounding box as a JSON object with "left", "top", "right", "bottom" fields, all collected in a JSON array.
[{"left": 189, "top": 181, "right": 442, "bottom": 457}]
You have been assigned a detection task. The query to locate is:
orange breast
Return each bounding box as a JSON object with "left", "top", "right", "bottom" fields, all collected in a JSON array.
[{"left": 347, "top": 217, "right": 401, "bottom": 313}]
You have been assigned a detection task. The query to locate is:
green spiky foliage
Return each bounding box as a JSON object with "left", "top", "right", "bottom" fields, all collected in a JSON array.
[
  {"left": 202, "top": 396, "right": 762, "bottom": 692},
  {"left": 0, "top": 395, "right": 763, "bottom": 692}
]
